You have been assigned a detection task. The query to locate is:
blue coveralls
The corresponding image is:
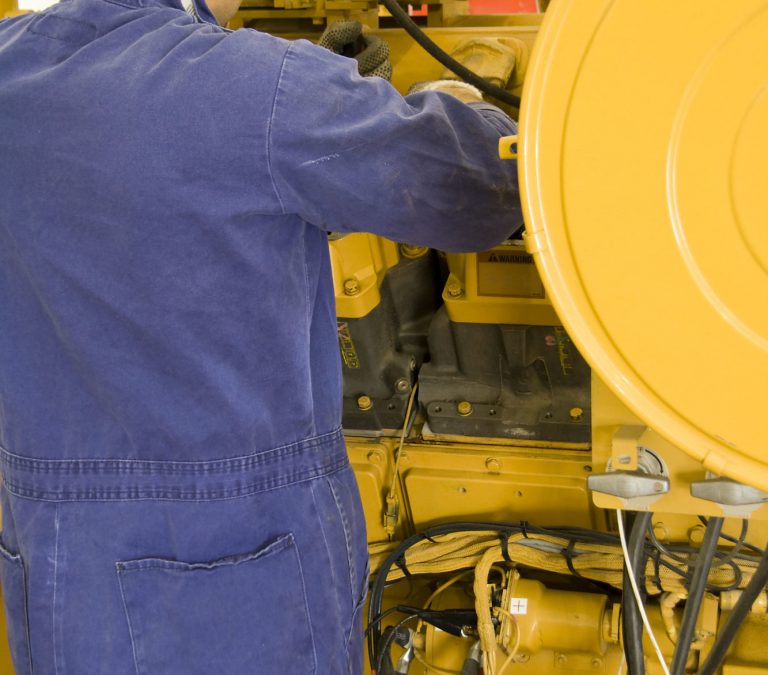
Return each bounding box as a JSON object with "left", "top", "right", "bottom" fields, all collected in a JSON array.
[{"left": 0, "top": 0, "right": 521, "bottom": 669}]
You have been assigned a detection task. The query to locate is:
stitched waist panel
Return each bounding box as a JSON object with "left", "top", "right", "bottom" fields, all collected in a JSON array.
[{"left": 0, "top": 429, "right": 348, "bottom": 502}]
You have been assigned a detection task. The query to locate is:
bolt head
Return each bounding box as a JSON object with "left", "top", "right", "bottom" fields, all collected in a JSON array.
[
  {"left": 485, "top": 458, "right": 501, "bottom": 473},
  {"left": 688, "top": 524, "right": 706, "bottom": 545},
  {"left": 400, "top": 244, "right": 429, "bottom": 259},
  {"left": 569, "top": 407, "right": 584, "bottom": 421},
  {"left": 357, "top": 395, "right": 373, "bottom": 411},
  {"left": 343, "top": 278, "right": 360, "bottom": 296},
  {"left": 395, "top": 378, "right": 410, "bottom": 393},
  {"left": 446, "top": 282, "right": 463, "bottom": 298},
  {"left": 457, "top": 400, "right": 473, "bottom": 416}
]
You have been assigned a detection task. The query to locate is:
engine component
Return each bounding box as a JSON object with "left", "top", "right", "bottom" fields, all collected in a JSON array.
[
  {"left": 331, "top": 233, "right": 440, "bottom": 435},
  {"left": 419, "top": 310, "right": 590, "bottom": 443}
]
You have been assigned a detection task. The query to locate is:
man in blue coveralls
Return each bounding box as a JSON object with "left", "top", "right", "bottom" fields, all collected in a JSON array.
[{"left": 0, "top": 0, "right": 521, "bottom": 668}]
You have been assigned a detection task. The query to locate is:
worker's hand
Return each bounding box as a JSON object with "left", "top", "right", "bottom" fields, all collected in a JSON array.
[
  {"left": 407, "top": 79, "right": 484, "bottom": 104},
  {"left": 318, "top": 20, "right": 392, "bottom": 81}
]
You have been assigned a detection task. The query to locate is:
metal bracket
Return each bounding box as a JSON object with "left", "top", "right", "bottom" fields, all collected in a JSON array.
[{"left": 588, "top": 425, "right": 669, "bottom": 508}]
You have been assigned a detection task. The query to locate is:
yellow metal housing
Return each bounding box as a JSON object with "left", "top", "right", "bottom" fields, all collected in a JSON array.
[{"left": 519, "top": 0, "right": 768, "bottom": 490}]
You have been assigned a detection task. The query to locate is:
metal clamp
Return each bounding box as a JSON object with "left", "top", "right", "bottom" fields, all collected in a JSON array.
[
  {"left": 588, "top": 470, "right": 669, "bottom": 500},
  {"left": 691, "top": 477, "right": 768, "bottom": 507}
]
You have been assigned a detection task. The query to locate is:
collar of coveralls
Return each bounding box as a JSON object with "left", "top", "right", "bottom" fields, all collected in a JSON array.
[{"left": 100, "top": 0, "right": 220, "bottom": 27}]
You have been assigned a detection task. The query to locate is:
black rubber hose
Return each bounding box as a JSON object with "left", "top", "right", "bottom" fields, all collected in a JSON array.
[
  {"left": 374, "top": 615, "right": 416, "bottom": 675},
  {"left": 697, "top": 541, "right": 768, "bottom": 675},
  {"left": 669, "top": 516, "right": 724, "bottom": 675},
  {"left": 622, "top": 511, "right": 653, "bottom": 675},
  {"left": 368, "top": 532, "right": 427, "bottom": 664},
  {"left": 377, "top": 0, "right": 522, "bottom": 107}
]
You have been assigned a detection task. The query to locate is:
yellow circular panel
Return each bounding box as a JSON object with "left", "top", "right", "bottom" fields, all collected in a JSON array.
[{"left": 519, "top": 0, "right": 768, "bottom": 489}]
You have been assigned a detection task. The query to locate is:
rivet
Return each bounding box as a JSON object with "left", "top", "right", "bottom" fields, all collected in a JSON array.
[{"left": 485, "top": 458, "right": 501, "bottom": 473}]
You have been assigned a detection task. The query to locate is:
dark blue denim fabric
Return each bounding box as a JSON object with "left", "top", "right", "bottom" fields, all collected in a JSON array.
[
  {"left": 0, "top": 439, "right": 370, "bottom": 673},
  {"left": 0, "top": 0, "right": 520, "bottom": 669}
]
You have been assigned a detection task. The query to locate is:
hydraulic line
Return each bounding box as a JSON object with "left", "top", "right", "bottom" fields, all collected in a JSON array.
[
  {"left": 669, "top": 516, "right": 723, "bottom": 675},
  {"left": 622, "top": 511, "right": 652, "bottom": 675},
  {"left": 377, "top": 0, "right": 522, "bottom": 107},
  {"left": 697, "top": 541, "right": 768, "bottom": 675}
]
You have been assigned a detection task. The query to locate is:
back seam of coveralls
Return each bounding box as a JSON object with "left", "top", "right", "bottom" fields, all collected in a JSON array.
[
  {"left": 1, "top": 454, "right": 351, "bottom": 503},
  {"left": 0, "top": 426, "right": 343, "bottom": 471},
  {"left": 52, "top": 503, "right": 62, "bottom": 674},
  {"left": 115, "top": 564, "right": 141, "bottom": 675},
  {"left": 309, "top": 480, "right": 347, "bottom": 667}
]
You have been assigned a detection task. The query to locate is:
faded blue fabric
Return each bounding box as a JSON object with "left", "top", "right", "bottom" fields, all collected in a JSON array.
[{"left": 0, "top": 0, "right": 521, "bottom": 669}]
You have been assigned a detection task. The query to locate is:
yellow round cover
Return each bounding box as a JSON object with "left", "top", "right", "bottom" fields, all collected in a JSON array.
[{"left": 519, "top": 0, "right": 768, "bottom": 489}]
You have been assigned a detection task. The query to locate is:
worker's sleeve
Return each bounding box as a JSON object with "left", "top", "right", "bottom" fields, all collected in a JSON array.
[{"left": 267, "top": 40, "right": 523, "bottom": 253}]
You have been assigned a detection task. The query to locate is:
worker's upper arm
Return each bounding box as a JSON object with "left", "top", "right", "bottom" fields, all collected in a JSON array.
[{"left": 267, "top": 40, "right": 522, "bottom": 253}]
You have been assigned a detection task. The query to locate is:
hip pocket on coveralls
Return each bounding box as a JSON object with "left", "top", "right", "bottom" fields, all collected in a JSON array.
[
  {"left": 0, "top": 535, "right": 32, "bottom": 675},
  {"left": 116, "top": 532, "right": 316, "bottom": 675}
]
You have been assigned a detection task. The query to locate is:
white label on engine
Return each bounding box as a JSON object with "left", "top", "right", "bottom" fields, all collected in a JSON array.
[{"left": 508, "top": 598, "right": 528, "bottom": 615}]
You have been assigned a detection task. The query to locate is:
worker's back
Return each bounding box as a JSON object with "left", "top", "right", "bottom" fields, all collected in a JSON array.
[
  {"left": 0, "top": 2, "right": 519, "bottom": 671},
  {"left": 0, "top": 0, "right": 347, "bottom": 465}
]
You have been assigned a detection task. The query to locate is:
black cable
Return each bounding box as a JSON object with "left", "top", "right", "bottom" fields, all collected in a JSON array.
[
  {"left": 365, "top": 519, "right": 759, "bottom": 667},
  {"left": 646, "top": 519, "right": 751, "bottom": 592},
  {"left": 647, "top": 519, "right": 689, "bottom": 565},
  {"left": 377, "top": 0, "right": 521, "bottom": 107},
  {"left": 622, "top": 511, "right": 652, "bottom": 675},
  {"left": 365, "top": 605, "right": 423, "bottom": 637},
  {"left": 697, "top": 540, "right": 768, "bottom": 675},
  {"left": 374, "top": 614, "right": 418, "bottom": 675},
  {"left": 367, "top": 532, "right": 427, "bottom": 665},
  {"left": 698, "top": 516, "right": 763, "bottom": 559},
  {"left": 669, "top": 516, "right": 723, "bottom": 675}
]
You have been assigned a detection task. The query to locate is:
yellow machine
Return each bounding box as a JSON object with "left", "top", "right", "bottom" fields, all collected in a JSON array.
[{"left": 1, "top": 0, "right": 767, "bottom": 673}]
